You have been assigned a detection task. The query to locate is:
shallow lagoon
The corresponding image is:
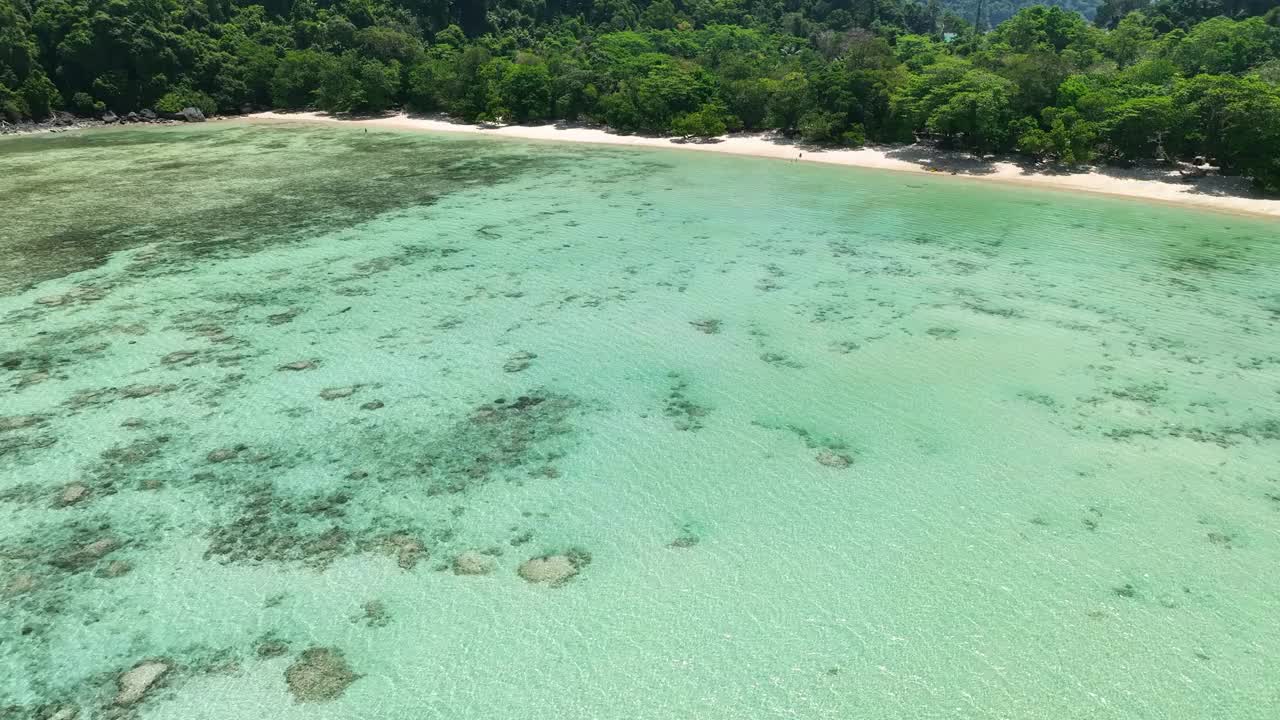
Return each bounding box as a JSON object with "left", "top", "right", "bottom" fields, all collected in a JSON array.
[{"left": 1, "top": 122, "right": 1278, "bottom": 719}]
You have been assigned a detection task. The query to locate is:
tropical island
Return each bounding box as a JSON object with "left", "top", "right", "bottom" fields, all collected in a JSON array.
[
  {"left": 3, "top": 0, "right": 1280, "bottom": 192},
  {"left": 5, "top": 3, "right": 1280, "bottom": 719}
]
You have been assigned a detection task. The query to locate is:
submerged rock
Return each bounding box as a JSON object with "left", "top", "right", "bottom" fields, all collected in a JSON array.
[
  {"left": 503, "top": 351, "right": 537, "bottom": 373},
  {"left": 206, "top": 447, "right": 239, "bottom": 463},
  {"left": 816, "top": 450, "right": 852, "bottom": 469},
  {"left": 690, "top": 319, "right": 722, "bottom": 334},
  {"left": 161, "top": 350, "right": 198, "bottom": 364},
  {"left": 115, "top": 660, "right": 170, "bottom": 705},
  {"left": 4, "top": 572, "right": 37, "bottom": 596},
  {"left": 669, "top": 532, "right": 700, "bottom": 549},
  {"left": 44, "top": 704, "right": 78, "bottom": 720},
  {"left": 285, "top": 647, "right": 359, "bottom": 703},
  {"left": 57, "top": 537, "right": 118, "bottom": 570},
  {"left": 319, "top": 386, "right": 357, "bottom": 400},
  {"left": 382, "top": 534, "right": 425, "bottom": 570},
  {"left": 267, "top": 308, "right": 302, "bottom": 325},
  {"left": 57, "top": 483, "right": 89, "bottom": 507},
  {"left": 119, "top": 384, "right": 175, "bottom": 399},
  {"left": 279, "top": 360, "right": 315, "bottom": 371},
  {"left": 518, "top": 551, "right": 589, "bottom": 587},
  {"left": 360, "top": 400, "right": 384, "bottom": 410},
  {"left": 114, "top": 323, "right": 149, "bottom": 336},
  {"left": 360, "top": 600, "right": 390, "bottom": 627},
  {"left": 0, "top": 415, "right": 44, "bottom": 432},
  {"left": 18, "top": 371, "right": 50, "bottom": 387},
  {"left": 99, "top": 560, "right": 132, "bottom": 578},
  {"left": 453, "top": 550, "right": 495, "bottom": 576},
  {"left": 257, "top": 640, "right": 290, "bottom": 658}
]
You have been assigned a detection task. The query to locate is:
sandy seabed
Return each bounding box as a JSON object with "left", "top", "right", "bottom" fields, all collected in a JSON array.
[{"left": 247, "top": 110, "right": 1280, "bottom": 219}]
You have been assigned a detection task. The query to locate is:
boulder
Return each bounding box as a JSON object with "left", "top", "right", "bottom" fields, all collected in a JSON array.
[
  {"left": 140, "top": 108, "right": 157, "bottom": 120},
  {"left": 102, "top": 111, "right": 118, "bottom": 124},
  {"left": 178, "top": 107, "right": 206, "bottom": 123},
  {"left": 115, "top": 661, "right": 170, "bottom": 705},
  {"left": 126, "top": 112, "right": 140, "bottom": 122}
]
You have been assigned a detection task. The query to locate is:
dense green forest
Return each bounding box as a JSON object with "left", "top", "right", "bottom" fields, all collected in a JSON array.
[
  {"left": 945, "top": 0, "right": 1102, "bottom": 27},
  {"left": 3, "top": 0, "right": 1280, "bottom": 188}
]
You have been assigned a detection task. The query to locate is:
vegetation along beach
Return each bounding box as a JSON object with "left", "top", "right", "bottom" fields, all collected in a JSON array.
[{"left": 2, "top": 1, "right": 1279, "bottom": 719}]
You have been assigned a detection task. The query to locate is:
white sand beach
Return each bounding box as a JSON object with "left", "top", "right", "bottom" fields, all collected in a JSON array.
[{"left": 247, "top": 110, "right": 1280, "bottom": 220}]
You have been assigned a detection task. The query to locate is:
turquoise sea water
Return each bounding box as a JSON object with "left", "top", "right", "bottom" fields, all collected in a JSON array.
[{"left": 1, "top": 122, "right": 1278, "bottom": 719}]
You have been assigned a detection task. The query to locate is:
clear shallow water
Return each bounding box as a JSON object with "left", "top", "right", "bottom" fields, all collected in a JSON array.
[{"left": 1, "top": 122, "right": 1278, "bottom": 719}]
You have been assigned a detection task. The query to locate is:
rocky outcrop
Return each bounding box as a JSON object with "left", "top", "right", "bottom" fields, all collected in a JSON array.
[
  {"left": 115, "top": 661, "right": 170, "bottom": 705},
  {"left": 178, "top": 107, "right": 206, "bottom": 122}
]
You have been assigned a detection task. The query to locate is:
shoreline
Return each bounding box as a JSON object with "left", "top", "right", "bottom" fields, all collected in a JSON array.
[{"left": 247, "top": 111, "right": 1280, "bottom": 220}]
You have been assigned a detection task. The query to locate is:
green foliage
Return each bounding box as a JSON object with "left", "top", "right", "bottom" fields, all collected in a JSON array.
[
  {"left": 1016, "top": 107, "right": 1098, "bottom": 162},
  {"left": 893, "top": 57, "right": 1017, "bottom": 150},
  {"left": 671, "top": 101, "right": 730, "bottom": 138},
  {"left": 317, "top": 52, "right": 400, "bottom": 113},
  {"left": 797, "top": 107, "right": 870, "bottom": 146},
  {"left": 0, "top": 83, "right": 24, "bottom": 122},
  {"left": 272, "top": 50, "right": 333, "bottom": 109},
  {"left": 1169, "top": 17, "right": 1280, "bottom": 75},
  {"left": 69, "top": 91, "right": 102, "bottom": 116},
  {"left": 1175, "top": 73, "right": 1280, "bottom": 189},
  {"left": 499, "top": 61, "right": 553, "bottom": 122},
  {"left": 155, "top": 86, "right": 218, "bottom": 117},
  {"left": 925, "top": 69, "right": 1017, "bottom": 151},
  {"left": 1103, "top": 94, "right": 1180, "bottom": 159},
  {"left": 764, "top": 72, "right": 810, "bottom": 133},
  {"left": 19, "top": 71, "right": 60, "bottom": 120}
]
